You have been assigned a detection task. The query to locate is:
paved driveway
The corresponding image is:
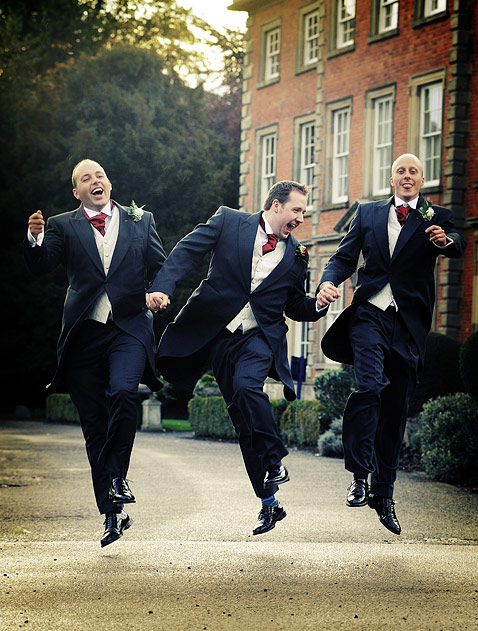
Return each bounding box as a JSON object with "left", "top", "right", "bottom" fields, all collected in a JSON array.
[{"left": 0, "top": 420, "right": 477, "bottom": 630}]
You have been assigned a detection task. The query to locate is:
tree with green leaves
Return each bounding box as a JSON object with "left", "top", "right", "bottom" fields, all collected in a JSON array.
[{"left": 1, "top": 1, "right": 244, "bottom": 411}]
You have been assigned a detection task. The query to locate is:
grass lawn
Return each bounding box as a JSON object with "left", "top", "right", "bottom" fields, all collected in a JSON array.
[{"left": 161, "top": 418, "right": 192, "bottom": 432}]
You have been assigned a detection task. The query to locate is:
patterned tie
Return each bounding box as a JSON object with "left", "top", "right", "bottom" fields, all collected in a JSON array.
[
  {"left": 84, "top": 209, "right": 107, "bottom": 236},
  {"left": 260, "top": 216, "right": 278, "bottom": 254},
  {"left": 395, "top": 204, "right": 409, "bottom": 227}
]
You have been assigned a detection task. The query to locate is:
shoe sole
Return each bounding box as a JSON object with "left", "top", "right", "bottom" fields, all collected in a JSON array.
[
  {"left": 264, "top": 474, "right": 290, "bottom": 488},
  {"left": 100, "top": 532, "right": 122, "bottom": 548},
  {"left": 346, "top": 498, "right": 368, "bottom": 507},
  {"left": 110, "top": 496, "right": 136, "bottom": 504},
  {"left": 252, "top": 510, "right": 287, "bottom": 535}
]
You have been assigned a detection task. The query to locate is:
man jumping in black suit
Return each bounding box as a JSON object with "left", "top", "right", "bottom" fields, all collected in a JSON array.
[
  {"left": 146, "top": 181, "right": 325, "bottom": 535},
  {"left": 316, "top": 153, "right": 465, "bottom": 535},
  {"left": 25, "top": 159, "right": 166, "bottom": 547}
]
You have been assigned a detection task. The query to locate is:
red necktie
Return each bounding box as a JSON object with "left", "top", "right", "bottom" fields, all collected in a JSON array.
[
  {"left": 395, "top": 204, "right": 409, "bottom": 227},
  {"left": 260, "top": 216, "right": 278, "bottom": 254},
  {"left": 84, "top": 209, "right": 107, "bottom": 236}
]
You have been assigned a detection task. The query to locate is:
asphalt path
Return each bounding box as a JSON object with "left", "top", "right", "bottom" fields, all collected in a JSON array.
[{"left": 0, "top": 420, "right": 477, "bottom": 630}]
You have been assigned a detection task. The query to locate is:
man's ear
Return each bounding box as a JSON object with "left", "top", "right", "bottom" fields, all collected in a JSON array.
[{"left": 73, "top": 188, "right": 80, "bottom": 200}]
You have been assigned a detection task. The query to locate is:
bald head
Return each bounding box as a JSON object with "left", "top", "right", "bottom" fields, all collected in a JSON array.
[
  {"left": 391, "top": 153, "right": 423, "bottom": 177},
  {"left": 390, "top": 153, "right": 425, "bottom": 202}
]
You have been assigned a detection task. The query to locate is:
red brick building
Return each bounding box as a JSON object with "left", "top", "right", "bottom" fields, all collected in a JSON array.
[{"left": 229, "top": 0, "right": 476, "bottom": 396}]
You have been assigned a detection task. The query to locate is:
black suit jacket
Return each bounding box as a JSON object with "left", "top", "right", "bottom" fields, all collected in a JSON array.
[
  {"left": 319, "top": 195, "right": 466, "bottom": 369},
  {"left": 149, "top": 206, "right": 323, "bottom": 400},
  {"left": 24, "top": 201, "right": 166, "bottom": 390}
]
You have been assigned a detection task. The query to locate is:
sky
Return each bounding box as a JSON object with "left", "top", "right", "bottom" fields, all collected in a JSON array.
[
  {"left": 177, "top": 0, "right": 248, "bottom": 33},
  {"left": 175, "top": 0, "right": 249, "bottom": 91}
]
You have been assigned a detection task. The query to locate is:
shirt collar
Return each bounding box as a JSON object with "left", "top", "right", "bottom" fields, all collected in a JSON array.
[
  {"left": 261, "top": 212, "right": 273, "bottom": 234},
  {"left": 394, "top": 195, "right": 418, "bottom": 210},
  {"left": 83, "top": 200, "right": 113, "bottom": 217}
]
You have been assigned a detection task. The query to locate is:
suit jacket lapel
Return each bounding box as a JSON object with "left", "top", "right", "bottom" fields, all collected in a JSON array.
[
  {"left": 372, "top": 197, "right": 393, "bottom": 265},
  {"left": 70, "top": 204, "right": 104, "bottom": 274},
  {"left": 254, "top": 233, "right": 296, "bottom": 293},
  {"left": 108, "top": 203, "right": 133, "bottom": 277},
  {"left": 391, "top": 194, "right": 424, "bottom": 262},
  {"left": 238, "top": 212, "right": 261, "bottom": 288}
]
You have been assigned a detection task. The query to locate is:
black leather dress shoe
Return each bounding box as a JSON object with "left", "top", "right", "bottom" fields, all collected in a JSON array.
[
  {"left": 109, "top": 477, "right": 135, "bottom": 504},
  {"left": 264, "top": 464, "right": 289, "bottom": 488},
  {"left": 253, "top": 503, "right": 287, "bottom": 535},
  {"left": 346, "top": 478, "right": 369, "bottom": 507},
  {"left": 100, "top": 511, "right": 133, "bottom": 548},
  {"left": 368, "top": 494, "right": 401, "bottom": 535},
  {"left": 118, "top": 510, "right": 133, "bottom": 534}
]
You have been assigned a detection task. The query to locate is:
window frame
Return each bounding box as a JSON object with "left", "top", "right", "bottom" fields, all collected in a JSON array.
[
  {"left": 419, "top": 82, "right": 443, "bottom": 186},
  {"left": 368, "top": 0, "right": 399, "bottom": 44},
  {"left": 296, "top": 2, "right": 320, "bottom": 74},
  {"left": 293, "top": 112, "right": 317, "bottom": 208},
  {"left": 328, "top": 0, "right": 356, "bottom": 57},
  {"left": 362, "top": 84, "right": 396, "bottom": 199},
  {"left": 413, "top": 0, "right": 448, "bottom": 28},
  {"left": 254, "top": 124, "right": 279, "bottom": 210},
  {"left": 408, "top": 68, "right": 446, "bottom": 192},
  {"left": 324, "top": 97, "right": 353, "bottom": 207},
  {"left": 257, "top": 18, "right": 282, "bottom": 88},
  {"left": 373, "top": 95, "right": 394, "bottom": 196}
]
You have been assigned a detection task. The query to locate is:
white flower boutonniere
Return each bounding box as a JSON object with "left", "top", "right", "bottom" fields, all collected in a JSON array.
[
  {"left": 417, "top": 199, "right": 435, "bottom": 222},
  {"left": 128, "top": 200, "right": 144, "bottom": 222},
  {"left": 295, "top": 244, "right": 309, "bottom": 265}
]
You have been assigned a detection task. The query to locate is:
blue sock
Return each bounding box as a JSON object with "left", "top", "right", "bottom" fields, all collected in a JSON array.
[{"left": 261, "top": 495, "right": 278, "bottom": 507}]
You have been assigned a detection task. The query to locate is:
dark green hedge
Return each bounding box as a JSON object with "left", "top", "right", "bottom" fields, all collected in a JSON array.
[
  {"left": 46, "top": 393, "right": 80, "bottom": 424},
  {"left": 188, "top": 396, "right": 236, "bottom": 440},
  {"left": 279, "top": 400, "right": 325, "bottom": 447},
  {"left": 188, "top": 395, "right": 325, "bottom": 448},
  {"left": 418, "top": 393, "right": 478, "bottom": 484}
]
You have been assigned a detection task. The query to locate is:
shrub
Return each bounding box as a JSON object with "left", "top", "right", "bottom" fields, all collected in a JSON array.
[
  {"left": 188, "top": 396, "right": 236, "bottom": 440},
  {"left": 459, "top": 331, "right": 478, "bottom": 400},
  {"left": 408, "top": 332, "right": 464, "bottom": 418},
  {"left": 46, "top": 393, "right": 80, "bottom": 424},
  {"left": 279, "top": 400, "right": 324, "bottom": 447},
  {"left": 271, "top": 398, "right": 290, "bottom": 426},
  {"left": 193, "top": 373, "right": 222, "bottom": 397},
  {"left": 418, "top": 393, "right": 478, "bottom": 484},
  {"left": 404, "top": 414, "right": 422, "bottom": 456},
  {"left": 313, "top": 365, "right": 355, "bottom": 432},
  {"left": 317, "top": 418, "right": 343, "bottom": 458}
]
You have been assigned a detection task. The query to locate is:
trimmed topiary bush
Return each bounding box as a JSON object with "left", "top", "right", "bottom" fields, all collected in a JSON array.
[
  {"left": 317, "top": 418, "right": 343, "bottom": 458},
  {"left": 418, "top": 393, "right": 478, "bottom": 484},
  {"left": 313, "top": 365, "right": 355, "bottom": 433},
  {"left": 278, "top": 400, "right": 324, "bottom": 447},
  {"left": 459, "top": 331, "right": 478, "bottom": 401},
  {"left": 188, "top": 396, "right": 237, "bottom": 440},
  {"left": 193, "top": 373, "right": 222, "bottom": 397}
]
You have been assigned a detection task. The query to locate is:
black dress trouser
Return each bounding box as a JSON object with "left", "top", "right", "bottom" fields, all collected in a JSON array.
[{"left": 210, "top": 328, "right": 288, "bottom": 499}]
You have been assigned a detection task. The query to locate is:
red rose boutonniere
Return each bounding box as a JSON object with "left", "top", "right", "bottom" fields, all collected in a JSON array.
[{"left": 295, "top": 244, "right": 309, "bottom": 265}]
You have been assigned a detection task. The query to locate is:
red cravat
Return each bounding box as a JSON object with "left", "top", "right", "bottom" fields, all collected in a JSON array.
[
  {"left": 395, "top": 204, "right": 409, "bottom": 227},
  {"left": 84, "top": 208, "right": 107, "bottom": 236},
  {"left": 260, "top": 216, "right": 278, "bottom": 254}
]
